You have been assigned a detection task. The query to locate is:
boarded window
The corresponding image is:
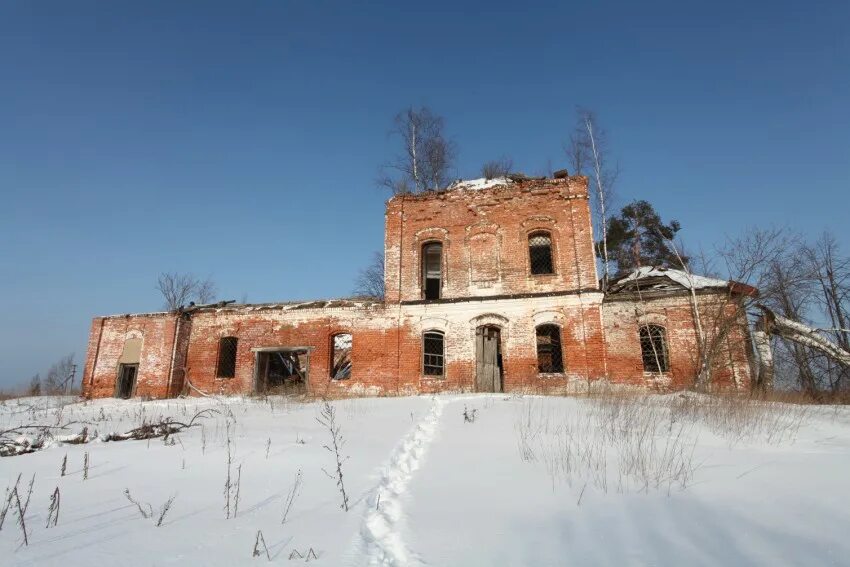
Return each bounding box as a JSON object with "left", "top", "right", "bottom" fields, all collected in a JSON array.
[
  {"left": 536, "top": 324, "right": 564, "bottom": 373},
  {"left": 423, "top": 331, "right": 445, "bottom": 376},
  {"left": 640, "top": 325, "right": 669, "bottom": 373},
  {"left": 529, "top": 232, "right": 554, "bottom": 275},
  {"left": 331, "top": 333, "right": 352, "bottom": 380},
  {"left": 216, "top": 337, "right": 238, "bottom": 378},
  {"left": 118, "top": 337, "right": 142, "bottom": 365},
  {"left": 422, "top": 242, "right": 442, "bottom": 300}
]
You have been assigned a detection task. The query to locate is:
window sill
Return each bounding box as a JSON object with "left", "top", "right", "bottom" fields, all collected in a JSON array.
[{"left": 421, "top": 374, "right": 446, "bottom": 380}]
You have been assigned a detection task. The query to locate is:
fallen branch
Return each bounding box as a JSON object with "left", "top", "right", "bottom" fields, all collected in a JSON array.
[
  {"left": 1, "top": 410, "right": 217, "bottom": 457},
  {"left": 757, "top": 305, "right": 850, "bottom": 367}
]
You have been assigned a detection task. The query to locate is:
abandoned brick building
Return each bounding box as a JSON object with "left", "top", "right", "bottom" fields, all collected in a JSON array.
[{"left": 81, "top": 174, "right": 755, "bottom": 400}]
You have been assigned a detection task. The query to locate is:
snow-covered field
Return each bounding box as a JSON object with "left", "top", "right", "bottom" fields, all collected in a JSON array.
[{"left": 1, "top": 393, "right": 849, "bottom": 566}]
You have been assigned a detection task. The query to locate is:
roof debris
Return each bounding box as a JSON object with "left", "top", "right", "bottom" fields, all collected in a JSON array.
[
  {"left": 608, "top": 266, "right": 731, "bottom": 294},
  {"left": 446, "top": 177, "right": 514, "bottom": 191}
]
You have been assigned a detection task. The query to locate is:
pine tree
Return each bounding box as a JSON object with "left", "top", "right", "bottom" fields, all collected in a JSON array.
[{"left": 605, "top": 200, "right": 684, "bottom": 273}]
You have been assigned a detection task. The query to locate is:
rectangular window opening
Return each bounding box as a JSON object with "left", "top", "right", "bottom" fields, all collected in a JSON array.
[{"left": 256, "top": 349, "right": 309, "bottom": 395}]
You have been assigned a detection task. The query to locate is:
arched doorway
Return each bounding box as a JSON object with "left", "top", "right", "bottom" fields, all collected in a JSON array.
[{"left": 475, "top": 325, "right": 503, "bottom": 392}]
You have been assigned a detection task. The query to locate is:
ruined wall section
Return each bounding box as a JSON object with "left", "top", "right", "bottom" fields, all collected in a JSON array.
[
  {"left": 384, "top": 177, "right": 598, "bottom": 303},
  {"left": 81, "top": 313, "right": 178, "bottom": 399},
  {"left": 602, "top": 292, "right": 753, "bottom": 390},
  {"left": 182, "top": 303, "right": 402, "bottom": 397}
]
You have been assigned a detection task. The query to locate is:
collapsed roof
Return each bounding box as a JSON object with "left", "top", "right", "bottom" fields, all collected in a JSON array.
[{"left": 607, "top": 266, "right": 756, "bottom": 296}]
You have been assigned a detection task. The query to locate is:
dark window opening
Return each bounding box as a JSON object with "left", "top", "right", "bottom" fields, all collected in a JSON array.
[
  {"left": 536, "top": 324, "right": 564, "bottom": 373},
  {"left": 216, "top": 337, "right": 238, "bottom": 378},
  {"left": 640, "top": 325, "right": 669, "bottom": 373},
  {"left": 331, "top": 333, "right": 352, "bottom": 380},
  {"left": 422, "top": 242, "right": 443, "bottom": 300},
  {"left": 256, "top": 349, "right": 309, "bottom": 395},
  {"left": 423, "top": 331, "right": 445, "bottom": 376},
  {"left": 529, "top": 232, "right": 554, "bottom": 275}
]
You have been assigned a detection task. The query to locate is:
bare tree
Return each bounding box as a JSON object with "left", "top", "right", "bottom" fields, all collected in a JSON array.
[
  {"left": 565, "top": 109, "right": 618, "bottom": 288},
  {"left": 195, "top": 278, "right": 217, "bottom": 304},
  {"left": 711, "top": 227, "right": 800, "bottom": 391},
  {"left": 718, "top": 226, "right": 797, "bottom": 292},
  {"left": 353, "top": 252, "right": 385, "bottom": 300},
  {"left": 764, "top": 256, "right": 819, "bottom": 395},
  {"left": 715, "top": 226, "right": 850, "bottom": 396},
  {"left": 481, "top": 155, "right": 513, "bottom": 179},
  {"left": 807, "top": 233, "right": 850, "bottom": 360},
  {"left": 44, "top": 354, "right": 75, "bottom": 395},
  {"left": 379, "top": 106, "right": 457, "bottom": 194},
  {"left": 27, "top": 374, "right": 41, "bottom": 397},
  {"left": 156, "top": 272, "right": 218, "bottom": 311}
]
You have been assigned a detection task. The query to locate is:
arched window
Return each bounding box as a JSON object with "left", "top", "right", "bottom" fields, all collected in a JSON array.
[
  {"left": 216, "top": 336, "right": 238, "bottom": 378},
  {"left": 331, "top": 333, "right": 352, "bottom": 380},
  {"left": 529, "top": 232, "right": 554, "bottom": 275},
  {"left": 536, "top": 324, "right": 564, "bottom": 373},
  {"left": 422, "top": 242, "right": 443, "bottom": 300},
  {"left": 423, "top": 330, "right": 445, "bottom": 376},
  {"left": 639, "top": 325, "right": 669, "bottom": 373}
]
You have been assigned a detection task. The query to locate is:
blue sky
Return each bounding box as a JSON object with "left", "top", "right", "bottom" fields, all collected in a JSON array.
[{"left": 1, "top": 0, "right": 848, "bottom": 388}]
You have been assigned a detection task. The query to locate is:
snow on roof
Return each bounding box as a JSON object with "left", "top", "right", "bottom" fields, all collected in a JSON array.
[
  {"left": 446, "top": 177, "right": 514, "bottom": 191},
  {"left": 609, "top": 266, "right": 730, "bottom": 293}
]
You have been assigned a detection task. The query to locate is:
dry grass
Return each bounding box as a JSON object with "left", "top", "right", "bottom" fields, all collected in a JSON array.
[{"left": 514, "top": 391, "right": 813, "bottom": 495}]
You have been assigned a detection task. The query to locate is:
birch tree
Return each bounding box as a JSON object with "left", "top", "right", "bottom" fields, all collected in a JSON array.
[
  {"left": 566, "top": 109, "right": 618, "bottom": 288},
  {"left": 379, "top": 106, "right": 457, "bottom": 194}
]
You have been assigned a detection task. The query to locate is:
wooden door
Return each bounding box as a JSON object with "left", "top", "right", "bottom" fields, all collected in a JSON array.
[{"left": 475, "top": 327, "right": 502, "bottom": 392}]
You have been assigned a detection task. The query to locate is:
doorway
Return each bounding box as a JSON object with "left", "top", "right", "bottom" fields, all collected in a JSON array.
[
  {"left": 254, "top": 348, "right": 310, "bottom": 396},
  {"left": 116, "top": 363, "right": 138, "bottom": 399},
  {"left": 475, "top": 326, "right": 503, "bottom": 392}
]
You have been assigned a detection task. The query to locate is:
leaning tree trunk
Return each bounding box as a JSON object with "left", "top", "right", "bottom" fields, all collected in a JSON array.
[
  {"left": 755, "top": 305, "right": 850, "bottom": 392},
  {"left": 752, "top": 319, "right": 774, "bottom": 391}
]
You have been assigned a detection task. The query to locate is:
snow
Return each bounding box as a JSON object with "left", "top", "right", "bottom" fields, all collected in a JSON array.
[
  {"left": 2, "top": 394, "right": 849, "bottom": 566},
  {"left": 447, "top": 177, "right": 513, "bottom": 191},
  {"left": 612, "top": 266, "right": 731, "bottom": 291}
]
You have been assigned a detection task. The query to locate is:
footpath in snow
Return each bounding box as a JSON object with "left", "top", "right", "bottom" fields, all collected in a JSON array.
[
  {"left": 1, "top": 394, "right": 849, "bottom": 566},
  {"left": 355, "top": 397, "right": 445, "bottom": 566}
]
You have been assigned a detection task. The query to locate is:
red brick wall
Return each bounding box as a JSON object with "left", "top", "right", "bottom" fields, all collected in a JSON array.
[
  {"left": 81, "top": 313, "right": 179, "bottom": 399},
  {"left": 180, "top": 305, "right": 404, "bottom": 397},
  {"left": 602, "top": 293, "right": 753, "bottom": 390},
  {"left": 384, "top": 177, "right": 598, "bottom": 303},
  {"left": 82, "top": 290, "right": 752, "bottom": 399}
]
